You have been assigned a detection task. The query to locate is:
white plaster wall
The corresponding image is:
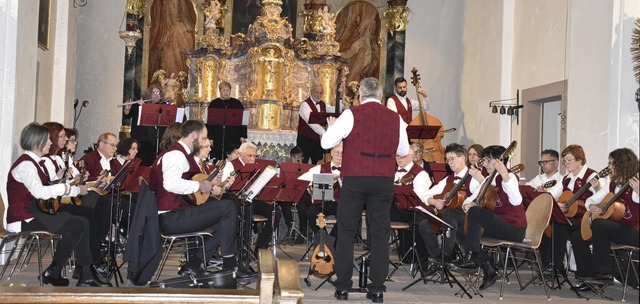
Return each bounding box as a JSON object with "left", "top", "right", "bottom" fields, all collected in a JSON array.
[
  {"left": 35, "top": 0, "right": 57, "bottom": 123},
  {"left": 74, "top": 0, "right": 125, "bottom": 151},
  {"left": 50, "top": 0, "right": 77, "bottom": 126}
]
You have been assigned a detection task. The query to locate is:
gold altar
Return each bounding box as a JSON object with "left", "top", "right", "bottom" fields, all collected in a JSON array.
[{"left": 184, "top": 0, "right": 347, "bottom": 132}]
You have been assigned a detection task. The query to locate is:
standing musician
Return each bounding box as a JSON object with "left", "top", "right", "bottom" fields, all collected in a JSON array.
[
  {"left": 570, "top": 148, "right": 639, "bottom": 285},
  {"left": 305, "top": 142, "right": 343, "bottom": 239},
  {"left": 297, "top": 82, "right": 335, "bottom": 164},
  {"left": 390, "top": 152, "right": 431, "bottom": 264},
  {"left": 385, "top": 76, "right": 428, "bottom": 125},
  {"left": 221, "top": 141, "right": 282, "bottom": 252},
  {"left": 6, "top": 123, "right": 110, "bottom": 287},
  {"left": 321, "top": 77, "right": 409, "bottom": 302},
  {"left": 418, "top": 144, "right": 480, "bottom": 263},
  {"left": 123, "top": 84, "right": 167, "bottom": 166},
  {"left": 149, "top": 120, "right": 245, "bottom": 277},
  {"left": 453, "top": 145, "right": 526, "bottom": 291},
  {"left": 206, "top": 81, "right": 247, "bottom": 161}
]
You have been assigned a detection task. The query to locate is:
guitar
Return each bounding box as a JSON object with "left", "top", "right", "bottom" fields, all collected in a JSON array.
[
  {"left": 557, "top": 167, "right": 611, "bottom": 218},
  {"left": 433, "top": 159, "right": 486, "bottom": 212},
  {"left": 36, "top": 153, "right": 72, "bottom": 215},
  {"left": 463, "top": 141, "right": 517, "bottom": 235},
  {"left": 86, "top": 170, "right": 112, "bottom": 196},
  {"left": 580, "top": 176, "right": 636, "bottom": 241},
  {"left": 310, "top": 213, "right": 335, "bottom": 277},
  {"left": 183, "top": 160, "right": 226, "bottom": 205}
]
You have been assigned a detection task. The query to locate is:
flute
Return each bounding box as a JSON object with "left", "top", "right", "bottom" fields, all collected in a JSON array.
[{"left": 116, "top": 99, "right": 169, "bottom": 107}]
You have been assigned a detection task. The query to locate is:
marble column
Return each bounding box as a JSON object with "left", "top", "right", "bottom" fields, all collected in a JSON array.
[{"left": 383, "top": 0, "right": 409, "bottom": 97}]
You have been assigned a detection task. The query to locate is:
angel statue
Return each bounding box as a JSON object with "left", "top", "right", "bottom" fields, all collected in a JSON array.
[
  {"left": 203, "top": 0, "right": 222, "bottom": 36},
  {"left": 321, "top": 6, "right": 336, "bottom": 36}
]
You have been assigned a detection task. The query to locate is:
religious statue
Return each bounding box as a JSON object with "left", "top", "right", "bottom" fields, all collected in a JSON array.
[
  {"left": 259, "top": 48, "right": 284, "bottom": 99},
  {"left": 321, "top": 6, "right": 336, "bottom": 36},
  {"left": 203, "top": 0, "right": 222, "bottom": 36},
  {"left": 151, "top": 69, "right": 182, "bottom": 105},
  {"left": 344, "top": 80, "right": 360, "bottom": 109}
]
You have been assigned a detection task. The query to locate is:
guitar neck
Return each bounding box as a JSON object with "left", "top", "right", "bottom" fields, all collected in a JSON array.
[
  {"left": 601, "top": 182, "right": 631, "bottom": 212},
  {"left": 476, "top": 170, "right": 498, "bottom": 204},
  {"left": 444, "top": 172, "right": 470, "bottom": 202},
  {"left": 205, "top": 168, "right": 220, "bottom": 183}
]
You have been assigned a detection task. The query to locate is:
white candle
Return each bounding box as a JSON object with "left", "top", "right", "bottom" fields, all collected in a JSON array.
[
  {"left": 298, "top": 88, "right": 302, "bottom": 102},
  {"left": 198, "top": 82, "right": 202, "bottom": 98},
  {"left": 235, "top": 85, "right": 240, "bottom": 99},
  {"left": 216, "top": 81, "right": 221, "bottom": 97}
]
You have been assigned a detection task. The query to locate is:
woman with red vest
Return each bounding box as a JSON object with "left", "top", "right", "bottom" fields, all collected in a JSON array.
[
  {"left": 453, "top": 145, "right": 527, "bottom": 291},
  {"left": 570, "top": 148, "right": 639, "bottom": 284},
  {"left": 6, "top": 123, "right": 110, "bottom": 287}
]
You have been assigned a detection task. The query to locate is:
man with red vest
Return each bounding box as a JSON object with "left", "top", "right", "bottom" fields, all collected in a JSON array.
[
  {"left": 305, "top": 141, "right": 343, "bottom": 238},
  {"left": 297, "top": 82, "right": 335, "bottom": 164},
  {"left": 322, "top": 77, "right": 409, "bottom": 303},
  {"left": 385, "top": 77, "right": 429, "bottom": 125},
  {"left": 453, "top": 145, "right": 527, "bottom": 291},
  {"left": 149, "top": 120, "right": 243, "bottom": 278},
  {"left": 80, "top": 132, "right": 118, "bottom": 181}
]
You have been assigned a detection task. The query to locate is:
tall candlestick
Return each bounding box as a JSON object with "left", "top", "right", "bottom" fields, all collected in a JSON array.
[{"left": 198, "top": 82, "right": 202, "bottom": 98}]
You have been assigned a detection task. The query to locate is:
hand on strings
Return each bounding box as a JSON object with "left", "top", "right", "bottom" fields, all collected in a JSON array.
[
  {"left": 558, "top": 202, "right": 568, "bottom": 212},
  {"left": 199, "top": 180, "right": 213, "bottom": 193},
  {"left": 212, "top": 171, "right": 223, "bottom": 184},
  {"left": 417, "top": 85, "right": 428, "bottom": 98},
  {"left": 589, "top": 204, "right": 603, "bottom": 215},
  {"left": 493, "top": 160, "right": 510, "bottom": 182},
  {"left": 226, "top": 175, "right": 236, "bottom": 190},
  {"left": 78, "top": 185, "right": 88, "bottom": 196},
  {"left": 535, "top": 185, "right": 547, "bottom": 192},
  {"left": 630, "top": 176, "right": 639, "bottom": 195},
  {"left": 210, "top": 185, "right": 223, "bottom": 196},
  {"left": 429, "top": 198, "right": 445, "bottom": 210},
  {"left": 469, "top": 166, "right": 485, "bottom": 183},
  {"left": 590, "top": 178, "right": 601, "bottom": 192}
]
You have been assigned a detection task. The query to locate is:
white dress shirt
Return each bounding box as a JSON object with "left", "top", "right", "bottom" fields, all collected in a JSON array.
[
  {"left": 463, "top": 171, "right": 522, "bottom": 207},
  {"left": 395, "top": 162, "right": 431, "bottom": 205},
  {"left": 525, "top": 171, "right": 563, "bottom": 200},
  {"left": 585, "top": 177, "right": 639, "bottom": 210},
  {"left": 298, "top": 97, "right": 336, "bottom": 136},
  {"left": 159, "top": 140, "right": 200, "bottom": 195},
  {"left": 424, "top": 167, "right": 480, "bottom": 204},
  {"left": 304, "top": 161, "right": 343, "bottom": 188},
  {"left": 98, "top": 150, "right": 113, "bottom": 175},
  {"left": 222, "top": 158, "right": 244, "bottom": 181},
  {"left": 320, "top": 98, "right": 410, "bottom": 156},
  {"left": 386, "top": 92, "right": 429, "bottom": 114}
]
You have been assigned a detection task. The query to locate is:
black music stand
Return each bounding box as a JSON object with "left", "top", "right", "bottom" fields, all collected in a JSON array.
[
  {"left": 387, "top": 186, "right": 422, "bottom": 280},
  {"left": 308, "top": 112, "right": 340, "bottom": 125},
  {"left": 277, "top": 162, "right": 314, "bottom": 244},
  {"left": 207, "top": 108, "right": 244, "bottom": 159},
  {"left": 254, "top": 171, "right": 294, "bottom": 258},
  {"left": 139, "top": 104, "right": 178, "bottom": 155},
  {"left": 406, "top": 125, "right": 441, "bottom": 140},
  {"left": 102, "top": 159, "right": 136, "bottom": 286}
]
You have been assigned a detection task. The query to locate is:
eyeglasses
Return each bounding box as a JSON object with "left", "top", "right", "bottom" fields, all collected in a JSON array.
[
  {"left": 445, "top": 155, "right": 459, "bottom": 164},
  {"left": 562, "top": 157, "right": 576, "bottom": 165},
  {"left": 67, "top": 139, "right": 77, "bottom": 143},
  {"left": 538, "top": 159, "right": 557, "bottom": 166},
  {"left": 102, "top": 141, "right": 117, "bottom": 148}
]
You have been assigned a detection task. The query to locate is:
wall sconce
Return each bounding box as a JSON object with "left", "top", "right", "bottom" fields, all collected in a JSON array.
[{"left": 488, "top": 90, "right": 523, "bottom": 124}]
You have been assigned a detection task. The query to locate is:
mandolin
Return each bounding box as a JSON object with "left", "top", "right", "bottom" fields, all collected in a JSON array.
[
  {"left": 310, "top": 213, "right": 335, "bottom": 277},
  {"left": 409, "top": 68, "right": 447, "bottom": 163},
  {"left": 36, "top": 153, "right": 72, "bottom": 215},
  {"left": 183, "top": 160, "right": 226, "bottom": 206},
  {"left": 210, "top": 170, "right": 239, "bottom": 200},
  {"left": 557, "top": 167, "right": 611, "bottom": 218},
  {"left": 580, "top": 176, "right": 636, "bottom": 241}
]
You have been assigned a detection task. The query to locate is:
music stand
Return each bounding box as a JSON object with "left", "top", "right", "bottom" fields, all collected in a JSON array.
[
  {"left": 308, "top": 112, "right": 340, "bottom": 126},
  {"left": 303, "top": 173, "right": 336, "bottom": 290},
  {"left": 207, "top": 108, "right": 244, "bottom": 158},
  {"left": 277, "top": 163, "right": 314, "bottom": 244},
  {"left": 387, "top": 186, "right": 422, "bottom": 280},
  {"left": 139, "top": 104, "right": 178, "bottom": 155}
]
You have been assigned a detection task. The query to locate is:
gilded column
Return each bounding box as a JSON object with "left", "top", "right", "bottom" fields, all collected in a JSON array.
[{"left": 383, "top": 0, "right": 409, "bottom": 97}]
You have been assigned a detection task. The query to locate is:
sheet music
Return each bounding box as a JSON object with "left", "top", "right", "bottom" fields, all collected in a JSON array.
[
  {"left": 414, "top": 206, "right": 453, "bottom": 229},
  {"left": 245, "top": 165, "right": 278, "bottom": 201},
  {"left": 242, "top": 110, "right": 249, "bottom": 126},
  {"left": 297, "top": 171, "right": 313, "bottom": 182},
  {"left": 175, "top": 107, "right": 185, "bottom": 122}
]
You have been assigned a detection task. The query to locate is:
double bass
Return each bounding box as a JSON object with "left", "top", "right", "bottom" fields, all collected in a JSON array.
[{"left": 409, "top": 68, "right": 448, "bottom": 163}]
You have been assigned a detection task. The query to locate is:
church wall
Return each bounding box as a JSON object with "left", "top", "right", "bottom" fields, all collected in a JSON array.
[
  {"left": 74, "top": 0, "right": 125, "bottom": 151},
  {"left": 35, "top": 0, "right": 56, "bottom": 123}
]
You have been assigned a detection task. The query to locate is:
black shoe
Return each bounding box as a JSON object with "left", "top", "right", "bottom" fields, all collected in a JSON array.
[
  {"left": 584, "top": 272, "right": 614, "bottom": 283},
  {"left": 366, "top": 291, "right": 384, "bottom": 303},
  {"left": 430, "top": 252, "right": 455, "bottom": 264},
  {"left": 41, "top": 262, "right": 70, "bottom": 287},
  {"left": 77, "top": 265, "right": 112, "bottom": 287},
  {"left": 452, "top": 251, "right": 478, "bottom": 269},
  {"left": 234, "top": 267, "right": 257, "bottom": 280},
  {"left": 177, "top": 265, "right": 210, "bottom": 277},
  {"left": 334, "top": 290, "right": 348, "bottom": 301},
  {"left": 571, "top": 282, "right": 592, "bottom": 292},
  {"left": 478, "top": 260, "right": 499, "bottom": 290}
]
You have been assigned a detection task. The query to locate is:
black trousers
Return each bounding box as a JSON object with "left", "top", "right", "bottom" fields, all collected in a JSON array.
[
  {"left": 252, "top": 200, "right": 282, "bottom": 249},
  {"left": 296, "top": 197, "right": 312, "bottom": 237},
  {"left": 465, "top": 206, "right": 526, "bottom": 264},
  {"left": 418, "top": 208, "right": 465, "bottom": 259},
  {"left": 570, "top": 218, "right": 639, "bottom": 277},
  {"left": 296, "top": 136, "right": 323, "bottom": 164},
  {"left": 539, "top": 217, "right": 581, "bottom": 268},
  {"left": 159, "top": 199, "right": 238, "bottom": 266},
  {"left": 23, "top": 212, "right": 93, "bottom": 268},
  {"left": 334, "top": 176, "right": 393, "bottom": 293}
]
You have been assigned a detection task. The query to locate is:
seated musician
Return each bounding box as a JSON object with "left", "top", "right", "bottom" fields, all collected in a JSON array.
[
  {"left": 40, "top": 122, "right": 110, "bottom": 268},
  {"left": 570, "top": 148, "right": 639, "bottom": 285},
  {"left": 194, "top": 139, "right": 214, "bottom": 174},
  {"left": 6, "top": 123, "right": 110, "bottom": 287},
  {"left": 221, "top": 141, "right": 282, "bottom": 252},
  {"left": 410, "top": 142, "right": 435, "bottom": 184},
  {"left": 453, "top": 145, "right": 526, "bottom": 291},
  {"left": 149, "top": 120, "right": 246, "bottom": 277},
  {"left": 305, "top": 142, "right": 343, "bottom": 239},
  {"left": 525, "top": 149, "right": 563, "bottom": 200},
  {"left": 418, "top": 143, "right": 480, "bottom": 264},
  {"left": 111, "top": 138, "right": 140, "bottom": 175},
  {"left": 80, "top": 132, "right": 117, "bottom": 180},
  {"left": 390, "top": 152, "right": 431, "bottom": 264}
]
